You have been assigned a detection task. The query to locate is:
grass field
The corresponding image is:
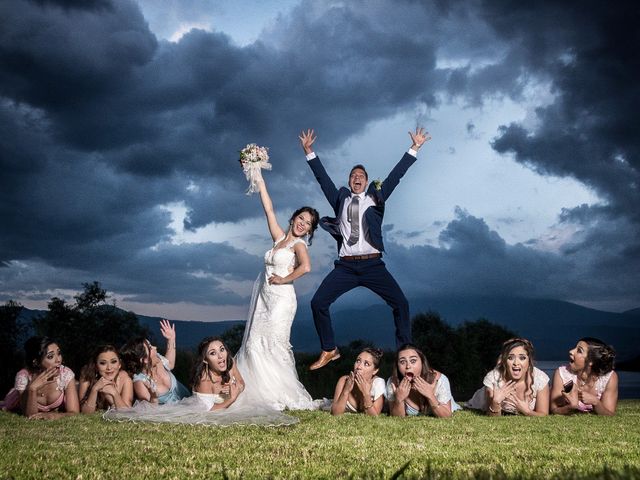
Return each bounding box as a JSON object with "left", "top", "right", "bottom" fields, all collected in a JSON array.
[{"left": 1, "top": 401, "right": 639, "bottom": 479}]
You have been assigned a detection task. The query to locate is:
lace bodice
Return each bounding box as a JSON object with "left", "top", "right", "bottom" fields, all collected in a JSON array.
[
  {"left": 558, "top": 365, "right": 613, "bottom": 412},
  {"left": 264, "top": 236, "right": 305, "bottom": 279}
]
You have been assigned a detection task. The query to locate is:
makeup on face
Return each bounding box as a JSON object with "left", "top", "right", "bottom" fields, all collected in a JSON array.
[
  {"left": 42, "top": 344, "right": 62, "bottom": 369},
  {"left": 97, "top": 351, "right": 121, "bottom": 379},
  {"left": 206, "top": 341, "right": 228, "bottom": 373},
  {"left": 398, "top": 350, "right": 421, "bottom": 380},
  {"left": 506, "top": 346, "right": 529, "bottom": 380},
  {"left": 353, "top": 352, "right": 377, "bottom": 379}
]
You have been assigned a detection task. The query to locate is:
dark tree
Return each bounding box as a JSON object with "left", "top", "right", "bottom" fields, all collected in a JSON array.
[
  {"left": 33, "top": 282, "right": 149, "bottom": 375},
  {"left": 220, "top": 323, "right": 246, "bottom": 355},
  {"left": 0, "top": 300, "right": 26, "bottom": 395},
  {"left": 410, "top": 311, "right": 517, "bottom": 399}
]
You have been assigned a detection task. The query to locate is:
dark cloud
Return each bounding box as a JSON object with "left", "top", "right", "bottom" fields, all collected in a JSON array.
[
  {"left": 385, "top": 208, "right": 639, "bottom": 309},
  {"left": 0, "top": 0, "right": 638, "bottom": 312},
  {"left": 484, "top": 1, "right": 639, "bottom": 217}
]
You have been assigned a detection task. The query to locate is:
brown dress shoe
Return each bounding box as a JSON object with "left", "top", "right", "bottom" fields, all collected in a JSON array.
[{"left": 309, "top": 348, "right": 341, "bottom": 370}]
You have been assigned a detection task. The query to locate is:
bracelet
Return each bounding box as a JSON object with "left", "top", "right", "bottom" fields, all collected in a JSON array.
[
  {"left": 488, "top": 403, "right": 500, "bottom": 414},
  {"left": 363, "top": 403, "right": 373, "bottom": 410},
  {"left": 167, "top": 342, "right": 176, "bottom": 349}
]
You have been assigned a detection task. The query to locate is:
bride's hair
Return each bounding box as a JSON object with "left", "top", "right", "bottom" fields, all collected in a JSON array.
[
  {"left": 191, "top": 336, "right": 234, "bottom": 389},
  {"left": 289, "top": 206, "right": 320, "bottom": 245}
]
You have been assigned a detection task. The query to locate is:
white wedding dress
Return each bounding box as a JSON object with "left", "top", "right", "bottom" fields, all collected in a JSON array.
[
  {"left": 103, "top": 236, "right": 318, "bottom": 426},
  {"left": 234, "top": 235, "right": 318, "bottom": 411}
]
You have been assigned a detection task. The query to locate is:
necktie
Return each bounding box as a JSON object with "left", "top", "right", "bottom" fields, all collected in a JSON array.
[{"left": 347, "top": 195, "right": 360, "bottom": 246}]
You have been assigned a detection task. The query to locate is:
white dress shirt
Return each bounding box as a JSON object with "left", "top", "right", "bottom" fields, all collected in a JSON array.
[{"left": 306, "top": 149, "right": 417, "bottom": 257}]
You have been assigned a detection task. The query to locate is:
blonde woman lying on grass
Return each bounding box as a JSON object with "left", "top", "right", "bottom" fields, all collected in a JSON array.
[{"left": 466, "top": 338, "right": 549, "bottom": 416}]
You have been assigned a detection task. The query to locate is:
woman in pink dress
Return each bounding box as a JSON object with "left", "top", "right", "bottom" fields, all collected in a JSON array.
[
  {"left": 551, "top": 337, "right": 618, "bottom": 416},
  {"left": 1, "top": 336, "right": 79, "bottom": 419}
]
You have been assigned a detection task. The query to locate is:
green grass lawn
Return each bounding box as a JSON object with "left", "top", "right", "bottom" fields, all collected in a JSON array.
[{"left": 1, "top": 401, "right": 639, "bottom": 479}]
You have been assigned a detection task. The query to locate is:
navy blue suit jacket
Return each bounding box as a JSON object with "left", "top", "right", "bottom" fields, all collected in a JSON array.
[{"left": 308, "top": 152, "right": 417, "bottom": 253}]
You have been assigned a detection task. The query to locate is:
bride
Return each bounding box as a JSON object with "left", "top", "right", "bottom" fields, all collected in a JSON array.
[{"left": 234, "top": 167, "right": 320, "bottom": 410}]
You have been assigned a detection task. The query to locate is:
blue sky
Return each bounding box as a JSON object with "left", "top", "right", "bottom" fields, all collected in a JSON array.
[{"left": 1, "top": 0, "right": 638, "bottom": 320}]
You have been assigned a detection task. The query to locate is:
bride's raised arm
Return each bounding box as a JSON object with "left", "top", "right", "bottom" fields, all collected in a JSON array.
[{"left": 256, "top": 174, "right": 286, "bottom": 242}]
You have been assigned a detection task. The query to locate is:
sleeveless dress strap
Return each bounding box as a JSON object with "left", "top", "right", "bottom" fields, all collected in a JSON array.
[
  {"left": 286, "top": 237, "right": 307, "bottom": 248},
  {"left": 273, "top": 234, "right": 287, "bottom": 247}
]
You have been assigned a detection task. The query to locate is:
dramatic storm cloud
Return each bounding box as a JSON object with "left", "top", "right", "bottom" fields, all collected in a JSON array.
[{"left": 1, "top": 0, "right": 638, "bottom": 318}]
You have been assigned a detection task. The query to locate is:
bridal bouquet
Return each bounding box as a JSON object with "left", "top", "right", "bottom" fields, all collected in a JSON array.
[{"left": 239, "top": 143, "right": 271, "bottom": 195}]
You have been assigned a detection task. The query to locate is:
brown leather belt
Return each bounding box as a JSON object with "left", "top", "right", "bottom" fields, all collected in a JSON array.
[{"left": 340, "top": 253, "right": 382, "bottom": 261}]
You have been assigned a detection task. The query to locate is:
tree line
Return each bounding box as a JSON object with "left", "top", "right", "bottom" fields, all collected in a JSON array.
[{"left": 1, "top": 283, "right": 516, "bottom": 400}]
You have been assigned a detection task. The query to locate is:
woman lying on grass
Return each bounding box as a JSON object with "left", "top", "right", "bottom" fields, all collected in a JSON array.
[
  {"left": 385, "top": 344, "right": 461, "bottom": 418},
  {"left": 191, "top": 337, "right": 245, "bottom": 410},
  {"left": 78, "top": 345, "right": 133, "bottom": 413},
  {"left": 0, "top": 336, "right": 79, "bottom": 419},
  {"left": 331, "top": 347, "right": 385, "bottom": 416},
  {"left": 120, "top": 319, "right": 190, "bottom": 405},
  {"left": 104, "top": 336, "right": 297, "bottom": 426},
  {"left": 551, "top": 337, "right": 618, "bottom": 416},
  {"left": 466, "top": 337, "right": 549, "bottom": 416}
]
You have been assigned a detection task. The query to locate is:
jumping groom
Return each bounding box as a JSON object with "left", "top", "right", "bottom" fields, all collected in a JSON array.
[{"left": 300, "top": 127, "right": 431, "bottom": 370}]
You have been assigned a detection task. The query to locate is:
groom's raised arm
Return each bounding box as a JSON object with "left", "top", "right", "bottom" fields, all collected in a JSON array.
[
  {"left": 299, "top": 129, "right": 341, "bottom": 209},
  {"left": 380, "top": 127, "right": 431, "bottom": 200}
]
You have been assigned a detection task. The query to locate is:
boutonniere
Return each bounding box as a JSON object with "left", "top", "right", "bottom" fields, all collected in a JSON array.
[{"left": 373, "top": 179, "right": 383, "bottom": 191}]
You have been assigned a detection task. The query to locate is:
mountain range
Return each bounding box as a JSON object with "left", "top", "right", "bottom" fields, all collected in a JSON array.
[{"left": 18, "top": 296, "right": 638, "bottom": 361}]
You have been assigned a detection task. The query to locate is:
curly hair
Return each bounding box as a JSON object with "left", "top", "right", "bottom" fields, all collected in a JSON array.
[
  {"left": 496, "top": 337, "right": 536, "bottom": 400},
  {"left": 119, "top": 337, "right": 149, "bottom": 377},
  {"left": 579, "top": 337, "right": 616, "bottom": 376}
]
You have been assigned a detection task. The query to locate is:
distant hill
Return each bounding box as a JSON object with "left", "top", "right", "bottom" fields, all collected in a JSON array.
[
  {"left": 16, "top": 296, "right": 640, "bottom": 361},
  {"left": 136, "top": 314, "right": 244, "bottom": 350},
  {"left": 298, "top": 296, "right": 640, "bottom": 361}
]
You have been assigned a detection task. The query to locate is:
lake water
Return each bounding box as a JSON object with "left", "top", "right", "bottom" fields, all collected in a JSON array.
[{"left": 537, "top": 361, "right": 640, "bottom": 400}]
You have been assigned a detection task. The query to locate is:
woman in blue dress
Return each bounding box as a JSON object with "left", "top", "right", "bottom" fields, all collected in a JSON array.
[{"left": 120, "top": 319, "right": 190, "bottom": 404}]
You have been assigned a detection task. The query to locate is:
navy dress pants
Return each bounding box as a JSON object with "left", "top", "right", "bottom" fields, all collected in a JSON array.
[{"left": 310, "top": 257, "right": 411, "bottom": 351}]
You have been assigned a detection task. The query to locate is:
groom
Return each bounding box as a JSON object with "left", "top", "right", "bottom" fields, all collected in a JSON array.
[{"left": 300, "top": 127, "right": 431, "bottom": 370}]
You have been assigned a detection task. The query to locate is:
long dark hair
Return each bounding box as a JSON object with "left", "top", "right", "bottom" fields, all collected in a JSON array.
[
  {"left": 391, "top": 344, "right": 436, "bottom": 414},
  {"left": 79, "top": 344, "right": 121, "bottom": 407},
  {"left": 496, "top": 337, "right": 535, "bottom": 400},
  {"left": 289, "top": 206, "right": 320, "bottom": 245},
  {"left": 391, "top": 343, "right": 436, "bottom": 385},
  {"left": 580, "top": 337, "right": 616, "bottom": 376},
  {"left": 24, "top": 336, "right": 58, "bottom": 374},
  {"left": 120, "top": 337, "right": 149, "bottom": 376},
  {"left": 190, "top": 337, "right": 234, "bottom": 390}
]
